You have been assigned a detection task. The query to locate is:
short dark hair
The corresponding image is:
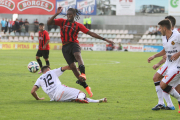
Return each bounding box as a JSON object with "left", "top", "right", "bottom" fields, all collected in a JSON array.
[
  {"left": 165, "top": 16, "right": 176, "bottom": 27},
  {"left": 41, "top": 66, "right": 50, "bottom": 72},
  {"left": 158, "top": 19, "right": 172, "bottom": 30},
  {"left": 39, "top": 23, "right": 44, "bottom": 26}
]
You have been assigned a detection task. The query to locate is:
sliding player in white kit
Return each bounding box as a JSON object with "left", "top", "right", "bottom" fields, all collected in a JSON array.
[
  {"left": 31, "top": 65, "right": 107, "bottom": 103},
  {"left": 148, "top": 19, "right": 180, "bottom": 113},
  {"left": 150, "top": 16, "right": 179, "bottom": 110}
]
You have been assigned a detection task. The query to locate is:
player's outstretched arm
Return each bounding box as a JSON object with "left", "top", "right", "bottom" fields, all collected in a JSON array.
[
  {"left": 153, "top": 57, "right": 166, "bottom": 70},
  {"left": 31, "top": 86, "right": 45, "bottom": 100},
  {"left": 86, "top": 31, "right": 114, "bottom": 44},
  {"left": 47, "top": 7, "right": 63, "bottom": 25},
  {"left": 61, "top": 65, "right": 80, "bottom": 71},
  {"left": 148, "top": 49, "right": 166, "bottom": 63}
]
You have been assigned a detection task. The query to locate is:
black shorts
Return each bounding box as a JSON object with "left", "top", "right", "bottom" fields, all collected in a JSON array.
[
  {"left": 36, "top": 50, "right": 49, "bottom": 59},
  {"left": 62, "top": 42, "right": 81, "bottom": 65},
  {"left": 1, "top": 27, "right": 5, "bottom": 31}
]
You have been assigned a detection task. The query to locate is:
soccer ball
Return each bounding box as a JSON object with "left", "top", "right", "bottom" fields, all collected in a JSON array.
[{"left": 27, "top": 61, "right": 40, "bottom": 73}]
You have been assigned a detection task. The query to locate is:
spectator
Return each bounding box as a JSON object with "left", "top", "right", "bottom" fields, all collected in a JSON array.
[
  {"left": 12, "top": 20, "right": 15, "bottom": 32},
  {"left": 148, "top": 26, "right": 154, "bottom": 35},
  {"left": 87, "top": 16, "right": 92, "bottom": 29},
  {"left": 1, "top": 18, "right": 6, "bottom": 32},
  {"left": 24, "top": 19, "right": 29, "bottom": 32},
  {"left": 4, "top": 18, "right": 8, "bottom": 34},
  {"left": 83, "top": 16, "right": 87, "bottom": 28},
  {"left": 34, "top": 19, "right": 39, "bottom": 32},
  {"left": 15, "top": 19, "right": 20, "bottom": 33},
  {"left": 118, "top": 42, "right": 122, "bottom": 51},
  {"left": 106, "top": 43, "right": 114, "bottom": 51},
  {"left": 153, "top": 26, "right": 158, "bottom": 35},
  {"left": 8, "top": 19, "right": 13, "bottom": 33},
  {"left": 157, "top": 27, "right": 161, "bottom": 35}
]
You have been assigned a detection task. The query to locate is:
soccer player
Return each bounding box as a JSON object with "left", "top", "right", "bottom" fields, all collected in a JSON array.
[
  {"left": 47, "top": 7, "right": 114, "bottom": 97},
  {"left": 36, "top": 23, "right": 50, "bottom": 74},
  {"left": 31, "top": 65, "right": 107, "bottom": 103},
  {"left": 149, "top": 16, "right": 179, "bottom": 110},
  {"left": 148, "top": 19, "right": 180, "bottom": 113}
]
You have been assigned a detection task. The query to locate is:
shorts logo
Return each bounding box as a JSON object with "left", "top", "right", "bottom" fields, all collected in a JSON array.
[
  {"left": 0, "top": 0, "right": 15, "bottom": 11},
  {"left": 17, "top": 0, "right": 54, "bottom": 12},
  {"left": 171, "top": 41, "right": 175, "bottom": 45},
  {"left": 164, "top": 75, "right": 168, "bottom": 79}
]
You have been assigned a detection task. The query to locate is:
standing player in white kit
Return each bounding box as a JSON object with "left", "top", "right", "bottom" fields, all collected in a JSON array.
[
  {"left": 148, "top": 19, "right": 180, "bottom": 113},
  {"left": 31, "top": 65, "right": 107, "bottom": 103},
  {"left": 150, "top": 16, "right": 180, "bottom": 110}
]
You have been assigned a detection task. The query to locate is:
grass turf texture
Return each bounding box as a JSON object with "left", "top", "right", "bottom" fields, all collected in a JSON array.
[{"left": 0, "top": 50, "right": 179, "bottom": 120}]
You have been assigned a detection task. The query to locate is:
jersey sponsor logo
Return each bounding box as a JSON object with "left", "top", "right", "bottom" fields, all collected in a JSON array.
[
  {"left": 171, "top": 41, "right": 175, "bottom": 45},
  {"left": 17, "top": 0, "right": 54, "bottom": 12},
  {"left": 39, "top": 36, "right": 43, "bottom": 40},
  {"left": 0, "top": 0, "right": 15, "bottom": 11},
  {"left": 164, "top": 75, "right": 168, "bottom": 79},
  {"left": 166, "top": 50, "right": 177, "bottom": 54}
]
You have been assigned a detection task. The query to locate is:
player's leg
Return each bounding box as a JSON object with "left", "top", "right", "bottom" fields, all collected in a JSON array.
[
  {"left": 175, "top": 84, "right": 180, "bottom": 94},
  {"left": 43, "top": 50, "right": 50, "bottom": 67},
  {"left": 160, "top": 70, "right": 180, "bottom": 113},
  {"left": 36, "top": 50, "right": 43, "bottom": 68}
]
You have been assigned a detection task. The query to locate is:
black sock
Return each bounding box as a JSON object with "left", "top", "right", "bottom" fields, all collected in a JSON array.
[
  {"left": 76, "top": 80, "right": 88, "bottom": 88},
  {"left": 37, "top": 59, "right": 42, "bottom": 68},
  {"left": 46, "top": 60, "right": 50, "bottom": 66},
  {"left": 79, "top": 65, "right": 85, "bottom": 74}
]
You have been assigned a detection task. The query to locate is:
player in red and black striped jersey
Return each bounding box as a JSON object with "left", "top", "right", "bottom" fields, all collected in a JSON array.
[
  {"left": 47, "top": 7, "right": 114, "bottom": 97},
  {"left": 36, "top": 23, "right": 50, "bottom": 74}
]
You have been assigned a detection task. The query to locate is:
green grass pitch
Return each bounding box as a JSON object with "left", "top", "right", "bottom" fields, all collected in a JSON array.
[{"left": 0, "top": 50, "right": 180, "bottom": 120}]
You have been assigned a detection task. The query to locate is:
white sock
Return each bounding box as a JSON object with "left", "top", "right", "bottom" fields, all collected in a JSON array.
[
  {"left": 155, "top": 85, "right": 164, "bottom": 105},
  {"left": 87, "top": 98, "right": 99, "bottom": 103},
  {"left": 163, "top": 92, "right": 174, "bottom": 107},
  {"left": 169, "top": 88, "right": 180, "bottom": 101}
]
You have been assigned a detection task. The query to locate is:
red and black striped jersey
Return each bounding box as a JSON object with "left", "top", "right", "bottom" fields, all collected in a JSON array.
[
  {"left": 54, "top": 18, "right": 89, "bottom": 44},
  {"left": 38, "top": 30, "right": 50, "bottom": 50}
]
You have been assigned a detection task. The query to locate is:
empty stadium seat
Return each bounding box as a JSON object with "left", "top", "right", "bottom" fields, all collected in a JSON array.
[
  {"left": 10, "top": 32, "right": 15, "bottom": 36},
  {"left": 115, "top": 30, "right": 120, "bottom": 34},
  {"left": 151, "top": 35, "right": 156, "bottom": 39},
  {"left": 9, "top": 37, "right": 13, "bottom": 42},
  {"left": 128, "top": 30, "right": 133, "bottom": 34},
  {"left": 111, "top": 30, "right": 116, "bottom": 34},
  {"left": 55, "top": 29, "right": 60, "bottom": 32},
  {"left": 34, "top": 32, "right": 38, "bottom": 36},
  {"left": 120, "top": 34, "right": 125, "bottom": 38},
  {"left": 112, "top": 34, "right": 116, "bottom": 38},
  {"left": 124, "top": 30, "right": 128, "bottom": 34},
  {"left": 13, "top": 37, "right": 19, "bottom": 42},
  {"left": 156, "top": 35, "right": 161, "bottom": 39},
  {"left": 119, "top": 30, "right": 124, "bottom": 34},
  {"left": 20, "top": 32, "right": 25, "bottom": 36},
  {"left": 94, "top": 29, "right": 99, "bottom": 33},
  {"left": 116, "top": 34, "right": 121, "bottom": 38},
  {"left": 50, "top": 28, "right": 55, "bottom": 32},
  {"left": 132, "top": 30, "right": 137, "bottom": 34},
  {"left": 157, "top": 39, "right": 162, "bottom": 44},
  {"left": 34, "top": 37, "right": 38, "bottom": 42},
  {"left": 152, "top": 40, "right": 157, "bottom": 44},
  {"left": 28, "top": 37, "right": 33, "bottom": 41},
  {"left": 98, "top": 29, "right": 103, "bottom": 33},
  {"left": 25, "top": 32, "right": 30, "bottom": 36},
  {"left": 102, "top": 29, "right": 107, "bottom": 33},
  {"left": 107, "top": 34, "right": 112, "bottom": 38},
  {"left": 30, "top": 32, "right": 34, "bottom": 36},
  {"left": 129, "top": 35, "right": 134, "bottom": 39},
  {"left": 143, "top": 39, "right": 148, "bottom": 43},
  {"left": 142, "top": 35, "right": 147, "bottom": 39},
  {"left": 49, "top": 33, "right": 53, "bottom": 37},
  {"left": 19, "top": 37, "right": 24, "bottom": 42},
  {"left": 53, "top": 33, "right": 58, "bottom": 37},
  {"left": 138, "top": 39, "right": 144, "bottom": 43},
  {"left": 15, "top": 32, "right": 20, "bottom": 36},
  {"left": 106, "top": 30, "right": 111, "bottom": 33},
  {"left": 24, "top": 37, "right": 29, "bottom": 42},
  {"left": 147, "top": 40, "right": 152, "bottom": 44},
  {"left": 146, "top": 35, "right": 151, "bottom": 39}
]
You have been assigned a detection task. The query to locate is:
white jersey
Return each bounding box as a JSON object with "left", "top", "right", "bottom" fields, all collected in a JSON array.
[
  {"left": 162, "top": 31, "right": 180, "bottom": 68},
  {"left": 34, "top": 67, "right": 64, "bottom": 100}
]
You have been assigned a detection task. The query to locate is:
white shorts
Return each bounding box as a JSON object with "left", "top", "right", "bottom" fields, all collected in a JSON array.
[
  {"left": 157, "top": 62, "right": 168, "bottom": 76},
  {"left": 162, "top": 67, "right": 180, "bottom": 87},
  {"left": 53, "top": 85, "right": 80, "bottom": 102}
]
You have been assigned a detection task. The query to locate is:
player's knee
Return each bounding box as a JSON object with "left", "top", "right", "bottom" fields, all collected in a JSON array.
[
  {"left": 77, "top": 92, "right": 86, "bottom": 100},
  {"left": 45, "top": 58, "right": 48, "bottom": 61},
  {"left": 153, "top": 73, "right": 162, "bottom": 82},
  {"left": 160, "top": 81, "right": 167, "bottom": 90},
  {"left": 69, "top": 64, "right": 76, "bottom": 70}
]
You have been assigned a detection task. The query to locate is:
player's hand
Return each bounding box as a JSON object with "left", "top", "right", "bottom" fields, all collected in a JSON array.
[
  {"left": 148, "top": 55, "right": 155, "bottom": 63},
  {"left": 105, "top": 39, "right": 114, "bottom": 44},
  {"left": 38, "top": 97, "right": 45, "bottom": 100},
  {"left": 153, "top": 63, "right": 160, "bottom": 70},
  {"left": 42, "top": 46, "right": 46, "bottom": 49},
  {"left": 170, "top": 52, "right": 180, "bottom": 61},
  {"left": 56, "top": 7, "right": 63, "bottom": 14}
]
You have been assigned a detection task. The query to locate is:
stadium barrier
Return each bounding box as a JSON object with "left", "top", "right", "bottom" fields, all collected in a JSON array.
[
  {"left": 0, "top": 42, "right": 62, "bottom": 50},
  {"left": 144, "top": 45, "right": 163, "bottom": 52}
]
